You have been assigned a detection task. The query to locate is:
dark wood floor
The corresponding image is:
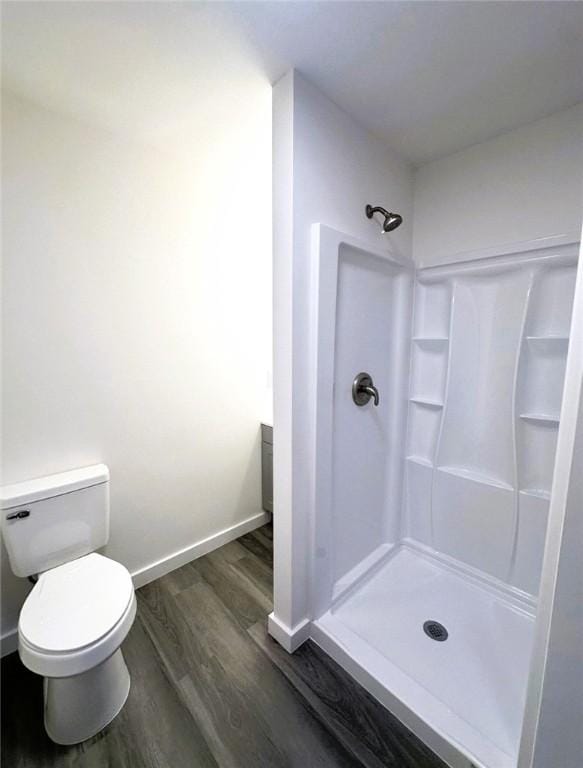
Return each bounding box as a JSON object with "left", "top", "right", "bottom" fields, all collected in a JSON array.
[{"left": 2, "top": 523, "right": 446, "bottom": 768}]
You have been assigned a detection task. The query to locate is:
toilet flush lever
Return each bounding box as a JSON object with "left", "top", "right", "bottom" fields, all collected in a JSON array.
[
  {"left": 6, "top": 509, "right": 30, "bottom": 521},
  {"left": 352, "top": 372, "right": 380, "bottom": 407}
]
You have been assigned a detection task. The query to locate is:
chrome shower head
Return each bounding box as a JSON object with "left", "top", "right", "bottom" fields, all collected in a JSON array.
[{"left": 365, "top": 204, "right": 403, "bottom": 233}]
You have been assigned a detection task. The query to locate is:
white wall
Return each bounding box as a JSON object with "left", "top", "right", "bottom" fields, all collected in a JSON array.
[
  {"left": 271, "top": 71, "right": 413, "bottom": 646},
  {"left": 413, "top": 103, "right": 583, "bottom": 266},
  {"left": 1, "top": 88, "right": 272, "bottom": 647}
]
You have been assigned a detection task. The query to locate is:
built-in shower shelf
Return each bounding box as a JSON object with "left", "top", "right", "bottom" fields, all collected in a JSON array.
[
  {"left": 409, "top": 397, "right": 444, "bottom": 408},
  {"left": 437, "top": 465, "right": 514, "bottom": 491},
  {"left": 412, "top": 337, "right": 449, "bottom": 348},
  {"left": 526, "top": 336, "right": 569, "bottom": 352},
  {"left": 520, "top": 488, "right": 551, "bottom": 501},
  {"left": 406, "top": 455, "right": 433, "bottom": 468},
  {"left": 519, "top": 412, "right": 560, "bottom": 424}
]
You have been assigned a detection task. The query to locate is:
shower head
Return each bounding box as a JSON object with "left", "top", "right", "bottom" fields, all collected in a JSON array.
[{"left": 365, "top": 204, "right": 403, "bottom": 233}]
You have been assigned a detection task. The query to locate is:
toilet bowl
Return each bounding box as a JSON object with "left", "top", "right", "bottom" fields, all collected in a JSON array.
[
  {"left": 18, "top": 553, "right": 136, "bottom": 744},
  {"left": 1, "top": 464, "right": 136, "bottom": 744}
]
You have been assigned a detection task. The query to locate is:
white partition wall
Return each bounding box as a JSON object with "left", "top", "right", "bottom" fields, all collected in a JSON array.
[{"left": 270, "top": 70, "right": 413, "bottom": 650}]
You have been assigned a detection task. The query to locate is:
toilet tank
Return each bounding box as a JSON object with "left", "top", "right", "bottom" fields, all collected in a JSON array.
[{"left": 1, "top": 464, "right": 110, "bottom": 577}]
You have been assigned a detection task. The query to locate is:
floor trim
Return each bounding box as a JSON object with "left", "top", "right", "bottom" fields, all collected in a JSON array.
[
  {"left": 1, "top": 510, "right": 270, "bottom": 658},
  {"left": 268, "top": 613, "right": 311, "bottom": 653},
  {"left": 131, "top": 511, "right": 270, "bottom": 589}
]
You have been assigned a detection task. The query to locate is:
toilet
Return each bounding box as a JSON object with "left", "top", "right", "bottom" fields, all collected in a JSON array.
[{"left": 1, "top": 464, "right": 136, "bottom": 745}]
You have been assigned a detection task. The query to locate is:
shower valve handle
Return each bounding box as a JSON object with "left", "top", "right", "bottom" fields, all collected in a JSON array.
[
  {"left": 352, "top": 372, "right": 379, "bottom": 407},
  {"left": 362, "top": 385, "right": 379, "bottom": 406}
]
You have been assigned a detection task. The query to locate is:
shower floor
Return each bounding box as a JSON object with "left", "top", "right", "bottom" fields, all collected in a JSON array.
[{"left": 312, "top": 544, "right": 535, "bottom": 768}]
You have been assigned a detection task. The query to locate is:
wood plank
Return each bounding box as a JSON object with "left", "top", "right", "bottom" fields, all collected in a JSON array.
[
  {"left": 248, "top": 526, "right": 274, "bottom": 553},
  {"left": 73, "top": 616, "right": 218, "bottom": 768},
  {"left": 171, "top": 579, "right": 363, "bottom": 768},
  {"left": 229, "top": 554, "right": 273, "bottom": 602},
  {"left": 136, "top": 580, "right": 195, "bottom": 681},
  {"left": 204, "top": 539, "right": 248, "bottom": 565},
  {"left": 236, "top": 531, "right": 273, "bottom": 567},
  {"left": 192, "top": 551, "right": 272, "bottom": 630},
  {"left": 162, "top": 561, "right": 202, "bottom": 596}
]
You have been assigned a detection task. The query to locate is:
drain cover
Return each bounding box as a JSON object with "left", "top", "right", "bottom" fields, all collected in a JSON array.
[{"left": 423, "top": 620, "right": 448, "bottom": 642}]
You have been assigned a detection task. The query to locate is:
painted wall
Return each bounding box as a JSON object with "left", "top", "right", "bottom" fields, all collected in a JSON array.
[
  {"left": 1, "top": 88, "right": 272, "bottom": 648},
  {"left": 413, "top": 103, "right": 583, "bottom": 266},
  {"left": 271, "top": 71, "right": 413, "bottom": 642}
]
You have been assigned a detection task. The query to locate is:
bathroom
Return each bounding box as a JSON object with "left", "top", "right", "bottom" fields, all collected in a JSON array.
[{"left": 1, "top": 3, "right": 582, "bottom": 768}]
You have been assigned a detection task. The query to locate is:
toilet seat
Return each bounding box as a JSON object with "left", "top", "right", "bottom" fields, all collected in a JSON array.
[{"left": 18, "top": 553, "right": 136, "bottom": 678}]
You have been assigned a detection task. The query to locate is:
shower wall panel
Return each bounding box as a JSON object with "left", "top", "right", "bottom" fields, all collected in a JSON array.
[
  {"left": 405, "top": 244, "right": 578, "bottom": 596},
  {"left": 332, "top": 245, "right": 398, "bottom": 585},
  {"left": 311, "top": 225, "right": 413, "bottom": 616}
]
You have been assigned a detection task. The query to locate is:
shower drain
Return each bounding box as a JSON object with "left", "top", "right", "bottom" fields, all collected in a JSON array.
[{"left": 423, "top": 620, "right": 448, "bottom": 642}]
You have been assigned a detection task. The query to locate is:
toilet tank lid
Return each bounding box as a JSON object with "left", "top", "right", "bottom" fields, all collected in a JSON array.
[{"left": 1, "top": 464, "right": 109, "bottom": 510}]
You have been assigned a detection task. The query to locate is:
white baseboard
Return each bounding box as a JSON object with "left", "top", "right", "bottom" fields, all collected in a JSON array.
[
  {"left": 131, "top": 510, "right": 270, "bottom": 589},
  {"left": 268, "top": 612, "right": 311, "bottom": 653},
  {"left": 1, "top": 510, "right": 270, "bottom": 658}
]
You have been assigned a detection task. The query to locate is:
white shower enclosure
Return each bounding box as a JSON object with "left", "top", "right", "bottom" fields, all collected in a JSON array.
[{"left": 304, "top": 225, "right": 579, "bottom": 768}]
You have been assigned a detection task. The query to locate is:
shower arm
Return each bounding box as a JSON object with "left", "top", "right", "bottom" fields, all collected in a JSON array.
[
  {"left": 365, "top": 203, "right": 403, "bottom": 233},
  {"left": 366, "top": 205, "right": 389, "bottom": 218}
]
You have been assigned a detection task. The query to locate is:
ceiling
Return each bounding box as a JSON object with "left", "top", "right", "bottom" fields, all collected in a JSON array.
[{"left": 3, "top": 1, "right": 583, "bottom": 165}]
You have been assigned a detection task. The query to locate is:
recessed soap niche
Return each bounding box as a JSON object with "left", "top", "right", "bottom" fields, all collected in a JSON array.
[
  {"left": 405, "top": 246, "right": 578, "bottom": 598},
  {"left": 413, "top": 280, "right": 451, "bottom": 339},
  {"left": 518, "top": 420, "right": 558, "bottom": 498},
  {"left": 519, "top": 343, "right": 567, "bottom": 422},
  {"left": 516, "top": 262, "right": 577, "bottom": 501},
  {"left": 407, "top": 402, "right": 441, "bottom": 464},
  {"left": 407, "top": 280, "right": 450, "bottom": 461},
  {"left": 410, "top": 343, "right": 448, "bottom": 406}
]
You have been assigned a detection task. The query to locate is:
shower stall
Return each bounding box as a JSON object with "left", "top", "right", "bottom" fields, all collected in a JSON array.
[
  {"left": 271, "top": 70, "right": 583, "bottom": 768},
  {"left": 280, "top": 222, "right": 580, "bottom": 768}
]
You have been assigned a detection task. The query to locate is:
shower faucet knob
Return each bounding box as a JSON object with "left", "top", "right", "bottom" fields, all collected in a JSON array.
[{"left": 352, "top": 372, "right": 379, "bottom": 407}]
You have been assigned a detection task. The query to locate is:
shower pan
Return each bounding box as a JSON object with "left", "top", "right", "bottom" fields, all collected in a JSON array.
[{"left": 308, "top": 225, "right": 579, "bottom": 768}]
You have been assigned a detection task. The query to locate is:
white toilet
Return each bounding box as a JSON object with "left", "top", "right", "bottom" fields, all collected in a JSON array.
[{"left": 1, "top": 464, "right": 136, "bottom": 745}]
